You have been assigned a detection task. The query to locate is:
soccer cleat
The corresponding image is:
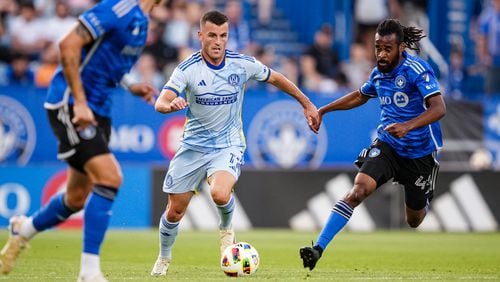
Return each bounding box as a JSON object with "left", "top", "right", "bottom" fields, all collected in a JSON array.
[
  {"left": 0, "top": 215, "right": 29, "bottom": 275},
  {"left": 299, "top": 245, "right": 322, "bottom": 271},
  {"left": 77, "top": 272, "right": 108, "bottom": 282},
  {"left": 150, "top": 257, "right": 170, "bottom": 276},
  {"left": 219, "top": 229, "right": 235, "bottom": 257}
]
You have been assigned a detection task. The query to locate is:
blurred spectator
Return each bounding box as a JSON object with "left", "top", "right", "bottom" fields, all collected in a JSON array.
[
  {"left": 278, "top": 56, "right": 301, "bottom": 88},
  {"left": 128, "top": 53, "right": 165, "bottom": 90},
  {"left": 44, "top": 0, "right": 77, "bottom": 44},
  {"left": 7, "top": 1, "right": 48, "bottom": 60},
  {"left": 225, "top": 0, "right": 251, "bottom": 52},
  {"left": 300, "top": 24, "right": 340, "bottom": 93},
  {"left": 34, "top": 43, "right": 58, "bottom": 88},
  {"left": 248, "top": 0, "right": 273, "bottom": 26},
  {"left": 392, "top": 0, "right": 429, "bottom": 31},
  {"left": 143, "top": 19, "right": 179, "bottom": 80},
  {"left": 0, "top": 52, "right": 35, "bottom": 86},
  {"left": 66, "top": 0, "right": 95, "bottom": 15},
  {"left": 341, "top": 42, "right": 372, "bottom": 90},
  {"left": 184, "top": 0, "right": 203, "bottom": 51},
  {"left": 0, "top": 0, "right": 16, "bottom": 62},
  {"left": 354, "top": 0, "right": 391, "bottom": 62},
  {"left": 477, "top": 0, "right": 500, "bottom": 95},
  {"left": 163, "top": 0, "right": 190, "bottom": 49}
]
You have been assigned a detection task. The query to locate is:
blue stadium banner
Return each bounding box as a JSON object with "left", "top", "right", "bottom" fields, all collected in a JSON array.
[
  {"left": 0, "top": 85, "right": 380, "bottom": 168},
  {"left": 0, "top": 164, "right": 150, "bottom": 228}
]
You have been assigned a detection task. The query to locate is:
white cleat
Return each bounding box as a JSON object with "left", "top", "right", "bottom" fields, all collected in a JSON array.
[
  {"left": 150, "top": 257, "right": 170, "bottom": 276},
  {"left": 0, "top": 215, "right": 29, "bottom": 275},
  {"left": 77, "top": 272, "right": 108, "bottom": 282},
  {"left": 219, "top": 229, "right": 235, "bottom": 257}
]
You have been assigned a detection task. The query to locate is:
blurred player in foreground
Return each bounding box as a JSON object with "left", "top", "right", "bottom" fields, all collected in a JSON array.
[
  {"left": 150, "top": 10, "right": 319, "bottom": 276},
  {"left": 0, "top": 0, "right": 161, "bottom": 281},
  {"left": 300, "top": 18, "right": 446, "bottom": 271}
]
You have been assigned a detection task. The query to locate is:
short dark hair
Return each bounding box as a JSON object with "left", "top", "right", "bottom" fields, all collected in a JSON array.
[
  {"left": 376, "top": 19, "right": 426, "bottom": 51},
  {"left": 201, "top": 10, "right": 228, "bottom": 27}
]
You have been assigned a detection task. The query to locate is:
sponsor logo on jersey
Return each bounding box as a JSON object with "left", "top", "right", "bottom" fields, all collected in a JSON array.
[
  {"left": 393, "top": 92, "right": 409, "bottom": 107},
  {"left": 247, "top": 100, "right": 327, "bottom": 169},
  {"left": 195, "top": 92, "right": 238, "bottom": 105},
  {"left": 0, "top": 95, "right": 36, "bottom": 165},
  {"left": 395, "top": 75, "right": 406, "bottom": 89}
]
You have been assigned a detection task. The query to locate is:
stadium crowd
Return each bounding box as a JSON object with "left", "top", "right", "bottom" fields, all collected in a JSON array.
[{"left": 0, "top": 0, "right": 497, "bottom": 100}]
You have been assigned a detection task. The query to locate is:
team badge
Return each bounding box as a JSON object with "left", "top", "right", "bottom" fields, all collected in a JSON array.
[
  {"left": 79, "top": 125, "right": 96, "bottom": 140},
  {"left": 393, "top": 91, "right": 409, "bottom": 107},
  {"left": 0, "top": 95, "right": 36, "bottom": 165},
  {"left": 395, "top": 75, "right": 406, "bottom": 88},
  {"left": 247, "top": 100, "right": 327, "bottom": 169},
  {"left": 368, "top": 148, "right": 380, "bottom": 158},
  {"left": 228, "top": 74, "right": 240, "bottom": 86}
]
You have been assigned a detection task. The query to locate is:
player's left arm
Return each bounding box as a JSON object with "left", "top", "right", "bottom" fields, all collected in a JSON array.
[
  {"left": 266, "top": 70, "right": 320, "bottom": 133},
  {"left": 384, "top": 93, "right": 446, "bottom": 138}
]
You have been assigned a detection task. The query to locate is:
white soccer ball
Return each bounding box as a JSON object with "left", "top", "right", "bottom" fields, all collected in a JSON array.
[{"left": 221, "top": 242, "right": 260, "bottom": 277}]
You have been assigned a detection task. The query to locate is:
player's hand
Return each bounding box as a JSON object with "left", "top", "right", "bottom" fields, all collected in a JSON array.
[
  {"left": 129, "top": 83, "right": 159, "bottom": 104},
  {"left": 384, "top": 122, "right": 410, "bottom": 138},
  {"left": 304, "top": 103, "right": 320, "bottom": 134},
  {"left": 170, "top": 96, "right": 188, "bottom": 111},
  {"left": 72, "top": 102, "right": 97, "bottom": 131}
]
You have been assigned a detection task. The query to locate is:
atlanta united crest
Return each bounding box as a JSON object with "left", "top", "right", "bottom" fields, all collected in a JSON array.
[{"left": 247, "top": 100, "right": 327, "bottom": 169}]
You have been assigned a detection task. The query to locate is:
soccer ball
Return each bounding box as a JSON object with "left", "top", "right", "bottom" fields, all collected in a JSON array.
[{"left": 221, "top": 242, "right": 260, "bottom": 277}]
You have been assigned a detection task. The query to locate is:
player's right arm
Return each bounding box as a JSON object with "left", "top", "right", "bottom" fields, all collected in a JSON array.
[
  {"left": 154, "top": 89, "right": 187, "bottom": 113},
  {"left": 318, "top": 90, "right": 370, "bottom": 119},
  {"left": 59, "top": 23, "right": 95, "bottom": 130}
]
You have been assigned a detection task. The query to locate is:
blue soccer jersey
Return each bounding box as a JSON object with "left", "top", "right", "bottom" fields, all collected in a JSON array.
[
  {"left": 163, "top": 49, "right": 271, "bottom": 152},
  {"left": 44, "top": 0, "right": 148, "bottom": 117},
  {"left": 360, "top": 51, "right": 443, "bottom": 159}
]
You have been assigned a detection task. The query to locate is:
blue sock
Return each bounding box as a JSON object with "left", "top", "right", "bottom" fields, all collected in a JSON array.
[
  {"left": 315, "top": 200, "right": 353, "bottom": 251},
  {"left": 83, "top": 185, "right": 117, "bottom": 255},
  {"left": 159, "top": 214, "right": 179, "bottom": 259},
  {"left": 32, "top": 193, "right": 77, "bottom": 231},
  {"left": 216, "top": 195, "right": 235, "bottom": 229}
]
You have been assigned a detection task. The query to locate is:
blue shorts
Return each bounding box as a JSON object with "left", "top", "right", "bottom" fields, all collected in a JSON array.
[{"left": 162, "top": 146, "right": 244, "bottom": 194}]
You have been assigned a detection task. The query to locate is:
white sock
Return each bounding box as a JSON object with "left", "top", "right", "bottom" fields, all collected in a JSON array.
[
  {"left": 79, "top": 253, "right": 101, "bottom": 278},
  {"left": 18, "top": 217, "right": 38, "bottom": 240}
]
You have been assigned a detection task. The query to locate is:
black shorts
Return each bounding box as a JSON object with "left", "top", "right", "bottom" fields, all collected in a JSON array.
[
  {"left": 47, "top": 106, "right": 111, "bottom": 173},
  {"left": 356, "top": 140, "right": 439, "bottom": 210}
]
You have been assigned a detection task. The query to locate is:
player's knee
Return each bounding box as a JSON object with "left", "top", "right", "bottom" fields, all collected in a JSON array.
[
  {"left": 210, "top": 189, "right": 230, "bottom": 206},
  {"left": 345, "top": 184, "right": 372, "bottom": 207},
  {"left": 166, "top": 209, "right": 185, "bottom": 222},
  {"left": 94, "top": 172, "right": 123, "bottom": 188}
]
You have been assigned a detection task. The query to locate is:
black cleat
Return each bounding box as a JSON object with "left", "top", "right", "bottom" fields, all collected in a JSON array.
[{"left": 299, "top": 245, "right": 322, "bottom": 271}]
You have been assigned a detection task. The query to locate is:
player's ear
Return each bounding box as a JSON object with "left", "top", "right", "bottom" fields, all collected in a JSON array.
[{"left": 399, "top": 43, "right": 406, "bottom": 53}]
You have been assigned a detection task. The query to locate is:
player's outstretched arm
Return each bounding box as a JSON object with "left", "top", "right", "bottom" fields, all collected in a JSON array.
[
  {"left": 384, "top": 93, "right": 446, "bottom": 138},
  {"left": 266, "top": 70, "right": 320, "bottom": 133},
  {"left": 155, "top": 88, "right": 187, "bottom": 114},
  {"left": 318, "top": 90, "right": 370, "bottom": 118}
]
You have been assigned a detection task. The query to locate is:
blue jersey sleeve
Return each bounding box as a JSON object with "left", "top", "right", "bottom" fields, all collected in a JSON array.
[
  {"left": 79, "top": 0, "right": 118, "bottom": 39},
  {"left": 360, "top": 68, "right": 378, "bottom": 97},
  {"left": 415, "top": 71, "right": 440, "bottom": 99}
]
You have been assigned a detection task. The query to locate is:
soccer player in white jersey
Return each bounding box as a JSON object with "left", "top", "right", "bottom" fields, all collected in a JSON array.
[{"left": 150, "top": 10, "right": 320, "bottom": 276}]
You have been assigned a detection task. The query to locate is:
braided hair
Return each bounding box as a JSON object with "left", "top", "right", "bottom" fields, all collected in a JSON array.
[{"left": 376, "top": 19, "right": 426, "bottom": 51}]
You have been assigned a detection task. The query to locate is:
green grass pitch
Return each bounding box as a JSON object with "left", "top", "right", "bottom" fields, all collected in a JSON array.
[{"left": 0, "top": 229, "right": 499, "bottom": 281}]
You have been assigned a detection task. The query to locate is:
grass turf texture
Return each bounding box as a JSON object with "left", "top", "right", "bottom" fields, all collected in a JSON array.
[{"left": 0, "top": 229, "right": 499, "bottom": 281}]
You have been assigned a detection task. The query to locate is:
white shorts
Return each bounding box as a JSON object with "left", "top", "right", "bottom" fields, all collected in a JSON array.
[{"left": 162, "top": 146, "right": 245, "bottom": 194}]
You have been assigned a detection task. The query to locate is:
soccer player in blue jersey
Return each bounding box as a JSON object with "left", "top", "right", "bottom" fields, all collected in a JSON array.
[
  {"left": 150, "top": 10, "right": 320, "bottom": 276},
  {"left": 300, "top": 19, "right": 446, "bottom": 271},
  {"left": 0, "top": 0, "right": 162, "bottom": 280}
]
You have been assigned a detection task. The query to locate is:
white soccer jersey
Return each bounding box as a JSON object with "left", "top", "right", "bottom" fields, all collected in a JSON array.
[{"left": 163, "top": 50, "right": 271, "bottom": 152}]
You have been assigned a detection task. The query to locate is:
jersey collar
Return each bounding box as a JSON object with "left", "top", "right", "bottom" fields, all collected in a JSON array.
[{"left": 202, "top": 50, "right": 226, "bottom": 70}]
